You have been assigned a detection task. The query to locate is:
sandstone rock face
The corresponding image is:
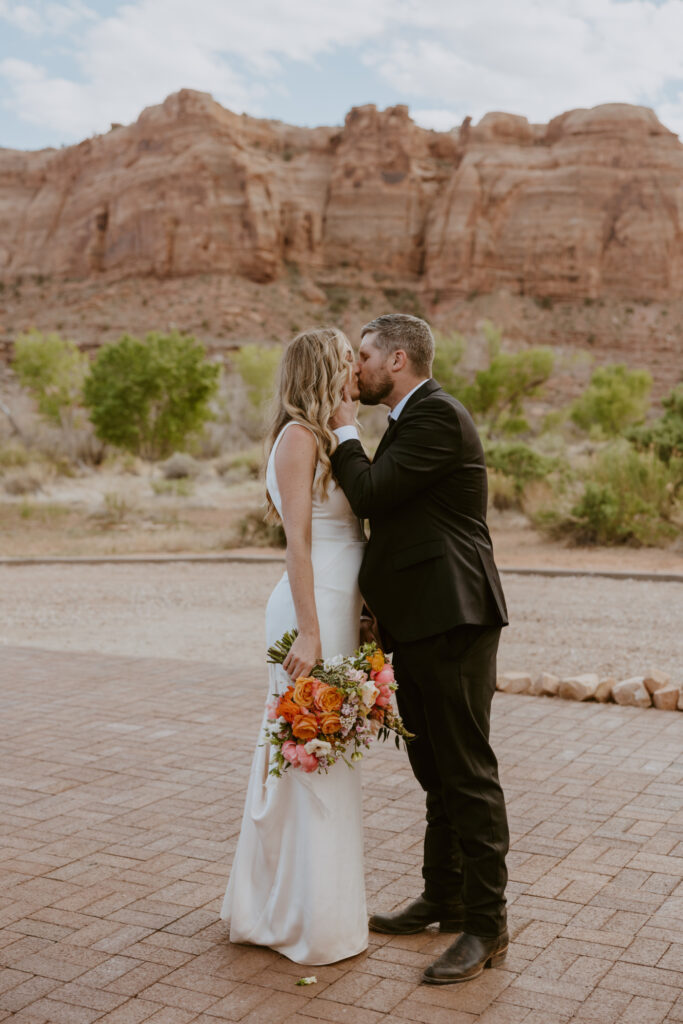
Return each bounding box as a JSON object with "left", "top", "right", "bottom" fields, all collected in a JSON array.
[{"left": 2, "top": 91, "right": 683, "bottom": 303}]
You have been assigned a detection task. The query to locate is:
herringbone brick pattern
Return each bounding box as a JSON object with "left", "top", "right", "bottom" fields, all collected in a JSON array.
[{"left": 1, "top": 645, "right": 681, "bottom": 1023}]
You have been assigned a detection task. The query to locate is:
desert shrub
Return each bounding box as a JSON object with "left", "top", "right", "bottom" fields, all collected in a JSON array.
[
  {"left": 216, "top": 447, "right": 262, "bottom": 483},
  {"left": 232, "top": 344, "right": 281, "bottom": 416},
  {"left": 539, "top": 442, "right": 681, "bottom": 546},
  {"left": 485, "top": 441, "right": 557, "bottom": 495},
  {"left": 3, "top": 469, "right": 42, "bottom": 495},
  {"left": 322, "top": 285, "right": 350, "bottom": 315},
  {"left": 571, "top": 363, "right": 652, "bottom": 437},
  {"left": 487, "top": 470, "right": 517, "bottom": 511},
  {"left": 90, "top": 492, "right": 137, "bottom": 526},
  {"left": 161, "top": 452, "right": 201, "bottom": 479},
  {"left": 12, "top": 330, "right": 90, "bottom": 460},
  {"left": 84, "top": 332, "right": 219, "bottom": 461},
  {"left": 0, "top": 442, "right": 30, "bottom": 469},
  {"left": 12, "top": 330, "right": 87, "bottom": 427},
  {"left": 235, "top": 510, "right": 286, "bottom": 548},
  {"left": 628, "top": 384, "right": 683, "bottom": 463},
  {"left": 151, "top": 478, "right": 194, "bottom": 497},
  {"left": 382, "top": 287, "right": 425, "bottom": 320},
  {"left": 462, "top": 340, "right": 554, "bottom": 435},
  {"left": 432, "top": 331, "right": 467, "bottom": 400}
]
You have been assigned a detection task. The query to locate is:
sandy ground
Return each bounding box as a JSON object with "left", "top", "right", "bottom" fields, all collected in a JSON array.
[{"left": 1, "top": 561, "right": 681, "bottom": 682}]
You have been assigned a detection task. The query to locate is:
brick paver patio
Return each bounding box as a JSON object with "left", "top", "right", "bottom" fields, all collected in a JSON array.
[{"left": 1, "top": 645, "right": 681, "bottom": 1024}]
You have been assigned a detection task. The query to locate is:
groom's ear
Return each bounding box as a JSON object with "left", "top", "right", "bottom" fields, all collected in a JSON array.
[{"left": 390, "top": 349, "right": 408, "bottom": 372}]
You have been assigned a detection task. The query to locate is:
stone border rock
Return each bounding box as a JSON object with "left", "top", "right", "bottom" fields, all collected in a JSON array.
[{"left": 497, "top": 668, "right": 683, "bottom": 710}]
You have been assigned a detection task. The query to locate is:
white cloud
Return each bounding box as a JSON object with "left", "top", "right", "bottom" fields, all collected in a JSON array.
[
  {"left": 366, "top": 0, "right": 683, "bottom": 131},
  {"left": 411, "top": 108, "right": 460, "bottom": 132},
  {"left": 0, "top": 0, "right": 395, "bottom": 139},
  {"left": 1, "top": 0, "right": 683, "bottom": 143},
  {"left": 0, "top": 0, "right": 94, "bottom": 34}
]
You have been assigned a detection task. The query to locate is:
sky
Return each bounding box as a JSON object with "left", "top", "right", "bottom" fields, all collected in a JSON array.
[{"left": 1, "top": 0, "right": 683, "bottom": 151}]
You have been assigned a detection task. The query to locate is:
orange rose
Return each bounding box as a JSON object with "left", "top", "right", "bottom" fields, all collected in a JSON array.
[
  {"left": 313, "top": 684, "right": 344, "bottom": 713},
  {"left": 291, "top": 714, "right": 318, "bottom": 741},
  {"left": 368, "top": 650, "right": 385, "bottom": 673},
  {"left": 319, "top": 712, "right": 342, "bottom": 735},
  {"left": 293, "top": 676, "right": 316, "bottom": 708},
  {"left": 369, "top": 706, "right": 384, "bottom": 721},
  {"left": 276, "top": 688, "right": 301, "bottom": 722}
]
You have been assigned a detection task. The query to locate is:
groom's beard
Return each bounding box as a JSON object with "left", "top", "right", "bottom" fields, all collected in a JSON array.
[{"left": 358, "top": 371, "right": 392, "bottom": 406}]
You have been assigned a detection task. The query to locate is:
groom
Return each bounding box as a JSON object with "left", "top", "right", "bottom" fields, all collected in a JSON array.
[{"left": 330, "top": 313, "right": 510, "bottom": 984}]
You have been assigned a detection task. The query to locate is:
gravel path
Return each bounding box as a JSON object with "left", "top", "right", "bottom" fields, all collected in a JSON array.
[{"left": 1, "top": 562, "right": 681, "bottom": 682}]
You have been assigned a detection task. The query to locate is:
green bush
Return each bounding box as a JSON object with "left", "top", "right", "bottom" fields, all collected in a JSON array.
[
  {"left": 233, "top": 344, "right": 282, "bottom": 414},
  {"left": 463, "top": 344, "right": 554, "bottom": 435},
  {"left": 485, "top": 441, "right": 557, "bottom": 495},
  {"left": 432, "top": 331, "right": 466, "bottom": 400},
  {"left": 571, "top": 363, "right": 652, "bottom": 437},
  {"left": 544, "top": 442, "right": 681, "bottom": 546},
  {"left": 12, "top": 330, "right": 87, "bottom": 427},
  {"left": 628, "top": 384, "right": 683, "bottom": 463},
  {"left": 84, "top": 332, "right": 219, "bottom": 460}
]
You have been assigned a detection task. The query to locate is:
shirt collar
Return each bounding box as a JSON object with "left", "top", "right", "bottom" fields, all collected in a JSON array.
[{"left": 389, "top": 378, "right": 431, "bottom": 421}]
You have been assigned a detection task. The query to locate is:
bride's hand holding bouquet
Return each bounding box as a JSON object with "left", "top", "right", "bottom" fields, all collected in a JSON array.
[{"left": 265, "top": 632, "right": 413, "bottom": 776}]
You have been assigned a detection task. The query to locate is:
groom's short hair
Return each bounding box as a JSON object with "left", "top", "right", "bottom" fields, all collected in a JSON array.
[{"left": 361, "top": 313, "right": 434, "bottom": 375}]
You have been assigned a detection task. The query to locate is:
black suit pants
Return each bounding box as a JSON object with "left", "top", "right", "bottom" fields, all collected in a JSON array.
[{"left": 391, "top": 623, "right": 509, "bottom": 936}]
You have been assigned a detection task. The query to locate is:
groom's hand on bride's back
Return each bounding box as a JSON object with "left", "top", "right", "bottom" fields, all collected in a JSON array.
[{"left": 359, "top": 614, "right": 381, "bottom": 647}]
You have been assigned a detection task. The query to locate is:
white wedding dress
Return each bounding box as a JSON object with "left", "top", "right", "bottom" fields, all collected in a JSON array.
[{"left": 221, "top": 421, "right": 368, "bottom": 964}]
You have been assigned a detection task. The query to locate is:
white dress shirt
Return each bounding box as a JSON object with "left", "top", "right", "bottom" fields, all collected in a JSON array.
[{"left": 334, "top": 378, "right": 431, "bottom": 446}]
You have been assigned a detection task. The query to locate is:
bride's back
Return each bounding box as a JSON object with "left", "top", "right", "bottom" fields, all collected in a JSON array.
[{"left": 267, "top": 422, "right": 363, "bottom": 547}]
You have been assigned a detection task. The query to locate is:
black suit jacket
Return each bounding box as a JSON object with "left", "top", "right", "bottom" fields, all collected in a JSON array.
[{"left": 330, "top": 379, "right": 508, "bottom": 643}]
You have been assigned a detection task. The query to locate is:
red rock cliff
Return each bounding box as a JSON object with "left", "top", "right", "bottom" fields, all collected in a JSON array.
[{"left": 1, "top": 91, "right": 682, "bottom": 302}]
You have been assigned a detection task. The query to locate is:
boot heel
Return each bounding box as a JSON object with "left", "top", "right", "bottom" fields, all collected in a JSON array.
[{"left": 486, "top": 946, "right": 508, "bottom": 968}]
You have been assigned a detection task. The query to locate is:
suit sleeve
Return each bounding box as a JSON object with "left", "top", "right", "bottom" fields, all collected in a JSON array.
[{"left": 331, "top": 398, "right": 462, "bottom": 518}]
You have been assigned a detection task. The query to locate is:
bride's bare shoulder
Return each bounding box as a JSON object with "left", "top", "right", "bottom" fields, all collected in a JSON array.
[{"left": 274, "top": 422, "right": 317, "bottom": 474}]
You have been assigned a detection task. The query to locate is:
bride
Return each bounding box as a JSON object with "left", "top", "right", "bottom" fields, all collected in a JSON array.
[{"left": 221, "top": 326, "right": 368, "bottom": 965}]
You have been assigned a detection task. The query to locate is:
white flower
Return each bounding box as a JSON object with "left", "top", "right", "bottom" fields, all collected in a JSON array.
[
  {"left": 304, "top": 738, "right": 333, "bottom": 756},
  {"left": 323, "top": 654, "right": 345, "bottom": 670},
  {"left": 360, "top": 681, "right": 379, "bottom": 708}
]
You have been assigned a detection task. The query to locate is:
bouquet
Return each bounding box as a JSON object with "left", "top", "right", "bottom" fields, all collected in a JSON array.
[{"left": 265, "top": 630, "right": 413, "bottom": 776}]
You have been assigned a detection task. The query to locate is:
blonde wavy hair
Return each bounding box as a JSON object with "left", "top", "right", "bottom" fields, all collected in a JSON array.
[{"left": 264, "top": 327, "right": 352, "bottom": 524}]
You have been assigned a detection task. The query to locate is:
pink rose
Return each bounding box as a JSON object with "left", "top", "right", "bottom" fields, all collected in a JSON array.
[
  {"left": 375, "top": 684, "right": 392, "bottom": 708},
  {"left": 282, "top": 741, "right": 299, "bottom": 764},
  {"left": 266, "top": 701, "right": 279, "bottom": 721},
  {"left": 297, "top": 748, "right": 319, "bottom": 773},
  {"left": 374, "top": 665, "right": 395, "bottom": 685}
]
